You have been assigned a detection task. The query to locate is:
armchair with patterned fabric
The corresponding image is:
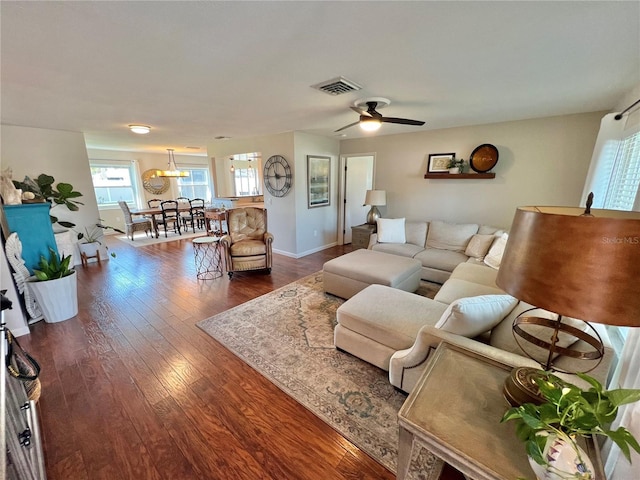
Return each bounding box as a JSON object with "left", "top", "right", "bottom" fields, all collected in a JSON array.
[{"left": 220, "top": 207, "right": 273, "bottom": 278}]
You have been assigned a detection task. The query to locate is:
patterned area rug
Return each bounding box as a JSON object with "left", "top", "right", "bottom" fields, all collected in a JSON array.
[{"left": 197, "top": 272, "right": 443, "bottom": 478}]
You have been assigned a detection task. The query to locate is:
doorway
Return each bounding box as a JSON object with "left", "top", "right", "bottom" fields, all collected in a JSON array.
[{"left": 338, "top": 154, "right": 375, "bottom": 244}]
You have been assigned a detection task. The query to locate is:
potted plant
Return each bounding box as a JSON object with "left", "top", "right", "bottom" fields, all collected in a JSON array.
[
  {"left": 448, "top": 158, "right": 465, "bottom": 174},
  {"left": 13, "top": 173, "right": 83, "bottom": 228},
  {"left": 502, "top": 371, "right": 640, "bottom": 480},
  {"left": 27, "top": 247, "right": 78, "bottom": 323},
  {"left": 76, "top": 222, "right": 123, "bottom": 260}
]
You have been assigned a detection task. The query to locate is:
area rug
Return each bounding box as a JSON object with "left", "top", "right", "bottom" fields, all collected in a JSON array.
[
  {"left": 197, "top": 272, "right": 443, "bottom": 478},
  {"left": 114, "top": 229, "right": 204, "bottom": 247}
]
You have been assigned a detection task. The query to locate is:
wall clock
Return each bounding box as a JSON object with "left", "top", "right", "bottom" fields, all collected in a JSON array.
[{"left": 263, "top": 155, "right": 292, "bottom": 197}]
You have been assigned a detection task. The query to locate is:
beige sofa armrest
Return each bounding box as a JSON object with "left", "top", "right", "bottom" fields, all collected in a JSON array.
[
  {"left": 389, "top": 325, "right": 545, "bottom": 393},
  {"left": 367, "top": 232, "right": 378, "bottom": 249}
]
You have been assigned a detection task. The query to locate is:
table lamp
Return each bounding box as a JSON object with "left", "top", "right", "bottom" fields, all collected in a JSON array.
[
  {"left": 364, "top": 190, "right": 386, "bottom": 225},
  {"left": 496, "top": 194, "right": 640, "bottom": 405}
]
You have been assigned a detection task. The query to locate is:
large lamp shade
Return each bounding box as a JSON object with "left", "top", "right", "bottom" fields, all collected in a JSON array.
[{"left": 496, "top": 206, "right": 640, "bottom": 327}]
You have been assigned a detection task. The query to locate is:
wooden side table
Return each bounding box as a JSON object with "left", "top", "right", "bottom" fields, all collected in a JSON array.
[
  {"left": 397, "top": 343, "right": 604, "bottom": 480},
  {"left": 351, "top": 223, "right": 376, "bottom": 250}
]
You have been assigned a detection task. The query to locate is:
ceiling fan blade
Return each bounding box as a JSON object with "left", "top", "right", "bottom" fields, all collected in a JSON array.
[
  {"left": 335, "top": 121, "right": 361, "bottom": 132},
  {"left": 381, "top": 117, "right": 425, "bottom": 126},
  {"left": 350, "top": 106, "right": 371, "bottom": 116}
]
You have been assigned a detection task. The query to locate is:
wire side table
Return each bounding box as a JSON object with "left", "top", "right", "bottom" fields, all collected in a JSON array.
[{"left": 192, "top": 236, "right": 223, "bottom": 280}]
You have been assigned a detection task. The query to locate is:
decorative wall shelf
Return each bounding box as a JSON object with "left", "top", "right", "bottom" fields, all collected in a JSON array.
[{"left": 424, "top": 173, "right": 496, "bottom": 179}]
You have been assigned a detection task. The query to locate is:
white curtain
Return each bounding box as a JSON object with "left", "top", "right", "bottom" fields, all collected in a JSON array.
[
  {"left": 581, "top": 113, "right": 627, "bottom": 208},
  {"left": 604, "top": 328, "right": 640, "bottom": 479}
]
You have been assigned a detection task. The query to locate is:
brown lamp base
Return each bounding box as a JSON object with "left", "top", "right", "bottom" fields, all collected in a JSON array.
[{"left": 503, "top": 367, "right": 548, "bottom": 407}]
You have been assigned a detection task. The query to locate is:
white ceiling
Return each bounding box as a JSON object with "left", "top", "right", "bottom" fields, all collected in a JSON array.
[{"left": 2, "top": 1, "right": 639, "bottom": 155}]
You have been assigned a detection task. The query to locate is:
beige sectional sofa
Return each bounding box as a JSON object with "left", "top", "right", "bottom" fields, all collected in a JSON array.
[
  {"left": 367, "top": 218, "right": 505, "bottom": 283},
  {"left": 334, "top": 256, "right": 614, "bottom": 394}
]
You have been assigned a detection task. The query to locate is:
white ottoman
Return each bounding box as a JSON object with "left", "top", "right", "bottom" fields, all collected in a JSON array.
[{"left": 323, "top": 249, "right": 422, "bottom": 299}]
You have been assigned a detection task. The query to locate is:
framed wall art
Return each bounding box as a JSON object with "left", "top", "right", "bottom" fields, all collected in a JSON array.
[
  {"left": 307, "top": 155, "right": 331, "bottom": 208},
  {"left": 427, "top": 153, "right": 455, "bottom": 174}
]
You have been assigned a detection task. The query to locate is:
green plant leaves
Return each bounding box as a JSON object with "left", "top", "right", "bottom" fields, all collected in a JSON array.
[
  {"left": 32, "top": 247, "right": 74, "bottom": 281},
  {"left": 501, "top": 371, "right": 640, "bottom": 469}
]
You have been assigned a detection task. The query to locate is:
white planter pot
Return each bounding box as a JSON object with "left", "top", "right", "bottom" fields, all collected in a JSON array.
[
  {"left": 528, "top": 433, "right": 594, "bottom": 480},
  {"left": 27, "top": 270, "right": 78, "bottom": 323},
  {"left": 448, "top": 167, "right": 460, "bottom": 174},
  {"left": 78, "top": 242, "right": 99, "bottom": 258}
]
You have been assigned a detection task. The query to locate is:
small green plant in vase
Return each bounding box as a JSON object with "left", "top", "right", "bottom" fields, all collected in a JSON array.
[
  {"left": 502, "top": 371, "right": 640, "bottom": 480},
  {"left": 448, "top": 158, "right": 465, "bottom": 174}
]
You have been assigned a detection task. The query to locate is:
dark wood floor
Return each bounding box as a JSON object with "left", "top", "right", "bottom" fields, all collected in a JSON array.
[{"left": 19, "top": 235, "right": 463, "bottom": 480}]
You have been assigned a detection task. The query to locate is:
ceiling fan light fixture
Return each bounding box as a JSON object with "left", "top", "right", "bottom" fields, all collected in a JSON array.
[
  {"left": 128, "top": 124, "right": 151, "bottom": 134},
  {"left": 360, "top": 118, "right": 382, "bottom": 132}
]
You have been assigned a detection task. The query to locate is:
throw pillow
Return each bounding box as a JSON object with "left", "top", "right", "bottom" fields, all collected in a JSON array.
[
  {"left": 376, "top": 218, "right": 406, "bottom": 243},
  {"left": 435, "top": 294, "right": 519, "bottom": 338},
  {"left": 426, "top": 220, "right": 479, "bottom": 252},
  {"left": 483, "top": 232, "right": 509, "bottom": 270},
  {"left": 464, "top": 234, "right": 496, "bottom": 260}
]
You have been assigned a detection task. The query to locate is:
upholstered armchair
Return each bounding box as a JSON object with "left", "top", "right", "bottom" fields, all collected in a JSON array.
[{"left": 220, "top": 207, "right": 273, "bottom": 278}]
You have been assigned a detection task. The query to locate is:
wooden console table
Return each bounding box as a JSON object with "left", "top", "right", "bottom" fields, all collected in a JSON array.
[
  {"left": 397, "top": 343, "right": 604, "bottom": 480},
  {"left": 204, "top": 209, "right": 227, "bottom": 235}
]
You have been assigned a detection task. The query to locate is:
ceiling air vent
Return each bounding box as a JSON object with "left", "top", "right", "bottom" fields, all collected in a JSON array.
[{"left": 311, "top": 76, "right": 362, "bottom": 96}]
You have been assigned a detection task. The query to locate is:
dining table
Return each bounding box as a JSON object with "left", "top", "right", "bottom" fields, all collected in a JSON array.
[{"left": 130, "top": 205, "right": 192, "bottom": 238}]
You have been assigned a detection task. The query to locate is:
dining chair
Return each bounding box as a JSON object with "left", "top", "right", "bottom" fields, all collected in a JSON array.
[
  {"left": 183, "top": 198, "right": 206, "bottom": 232},
  {"left": 159, "top": 200, "right": 182, "bottom": 237},
  {"left": 147, "top": 198, "right": 163, "bottom": 237},
  {"left": 176, "top": 196, "right": 192, "bottom": 230},
  {"left": 118, "top": 201, "right": 152, "bottom": 241}
]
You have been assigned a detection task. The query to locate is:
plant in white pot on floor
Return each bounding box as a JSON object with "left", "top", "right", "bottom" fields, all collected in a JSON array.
[
  {"left": 27, "top": 247, "right": 78, "bottom": 323},
  {"left": 502, "top": 371, "right": 640, "bottom": 480},
  {"left": 76, "top": 222, "right": 123, "bottom": 262}
]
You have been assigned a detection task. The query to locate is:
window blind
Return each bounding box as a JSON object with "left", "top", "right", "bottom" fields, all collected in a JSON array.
[{"left": 603, "top": 130, "right": 640, "bottom": 211}]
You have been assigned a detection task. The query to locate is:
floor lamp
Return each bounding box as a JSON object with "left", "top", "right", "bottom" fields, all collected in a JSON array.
[{"left": 496, "top": 196, "right": 640, "bottom": 405}]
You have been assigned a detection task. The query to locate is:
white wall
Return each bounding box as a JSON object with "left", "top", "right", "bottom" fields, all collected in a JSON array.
[
  {"left": 340, "top": 111, "right": 605, "bottom": 229},
  {"left": 293, "top": 132, "right": 340, "bottom": 255},
  {"left": 207, "top": 133, "right": 297, "bottom": 255},
  {"left": 1, "top": 125, "right": 101, "bottom": 234}
]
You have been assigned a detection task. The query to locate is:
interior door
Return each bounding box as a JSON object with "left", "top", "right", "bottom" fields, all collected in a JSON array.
[{"left": 341, "top": 155, "right": 374, "bottom": 244}]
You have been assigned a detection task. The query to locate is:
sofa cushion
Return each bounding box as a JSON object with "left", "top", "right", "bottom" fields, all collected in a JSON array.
[
  {"left": 490, "top": 302, "right": 589, "bottom": 364},
  {"left": 372, "top": 242, "right": 425, "bottom": 258},
  {"left": 435, "top": 295, "right": 519, "bottom": 337},
  {"left": 449, "top": 262, "right": 499, "bottom": 287},
  {"left": 478, "top": 225, "right": 505, "bottom": 236},
  {"left": 434, "top": 278, "right": 505, "bottom": 305},
  {"left": 484, "top": 232, "right": 509, "bottom": 269},
  {"left": 377, "top": 218, "right": 406, "bottom": 243},
  {"left": 426, "top": 220, "right": 479, "bottom": 252},
  {"left": 464, "top": 234, "right": 496, "bottom": 260},
  {"left": 336, "top": 284, "right": 448, "bottom": 351},
  {"left": 405, "top": 221, "right": 429, "bottom": 248},
  {"left": 414, "top": 248, "right": 469, "bottom": 273}
]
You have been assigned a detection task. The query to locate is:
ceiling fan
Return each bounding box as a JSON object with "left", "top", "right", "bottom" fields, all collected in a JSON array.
[{"left": 335, "top": 97, "right": 425, "bottom": 133}]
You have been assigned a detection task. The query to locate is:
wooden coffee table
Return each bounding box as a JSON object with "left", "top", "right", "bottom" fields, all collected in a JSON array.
[{"left": 397, "top": 342, "right": 604, "bottom": 480}]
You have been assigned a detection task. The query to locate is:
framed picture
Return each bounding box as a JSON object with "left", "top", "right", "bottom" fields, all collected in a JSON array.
[
  {"left": 427, "top": 153, "right": 455, "bottom": 173},
  {"left": 307, "top": 155, "right": 331, "bottom": 208}
]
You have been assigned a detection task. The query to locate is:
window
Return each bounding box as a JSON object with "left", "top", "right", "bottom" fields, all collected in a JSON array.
[
  {"left": 90, "top": 161, "right": 138, "bottom": 207},
  {"left": 177, "top": 167, "right": 212, "bottom": 200},
  {"left": 602, "top": 130, "right": 640, "bottom": 210}
]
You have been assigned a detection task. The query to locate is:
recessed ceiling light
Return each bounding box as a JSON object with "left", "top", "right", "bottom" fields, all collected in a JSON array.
[{"left": 128, "top": 124, "right": 151, "bottom": 134}]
